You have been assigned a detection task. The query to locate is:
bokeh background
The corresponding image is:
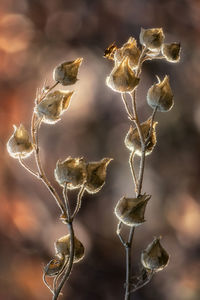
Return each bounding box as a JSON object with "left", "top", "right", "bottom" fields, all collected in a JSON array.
[{"left": 1, "top": 0, "right": 200, "bottom": 299}]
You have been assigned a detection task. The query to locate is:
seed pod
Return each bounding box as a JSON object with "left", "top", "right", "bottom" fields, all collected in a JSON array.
[
  {"left": 7, "top": 124, "right": 33, "bottom": 159},
  {"left": 35, "top": 90, "right": 73, "bottom": 124},
  {"left": 85, "top": 158, "right": 113, "bottom": 194},
  {"left": 115, "top": 194, "right": 151, "bottom": 226},
  {"left": 44, "top": 254, "right": 65, "bottom": 277},
  {"left": 53, "top": 58, "right": 83, "bottom": 86},
  {"left": 161, "top": 43, "right": 181, "bottom": 63},
  {"left": 106, "top": 57, "right": 140, "bottom": 93},
  {"left": 141, "top": 237, "right": 169, "bottom": 272},
  {"left": 140, "top": 28, "right": 164, "bottom": 51},
  {"left": 147, "top": 75, "right": 173, "bottom": 112},
  {"left": 55, "top": 235, "right": 84, "bottom": 263},
  {"left": 54, "top": 157, "right": 87, "bottom": 189},
  {"left": 124, "top": 119, "right": 157, "bottom": 156},
  {"left": 114, "top": 37, "right": 141, "bottom": 69}
]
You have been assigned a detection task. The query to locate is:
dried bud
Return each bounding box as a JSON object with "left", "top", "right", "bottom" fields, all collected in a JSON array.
[
  {"left": 85, "top": 158, "right": 113, "bottom": 194},
  {"left": 124, "top": 119, "right": 157, "bottom": 156},
  {"left": 53, "top": 58, "right": 83, "bottom": 86},
  {"left": 54, "top": 157, "right": 87, "bottom": 189},
  {"left": 161, "top": 43, "right": 181, "bottom": 63},
  {"left": 44, "top": 255, "right": 64, "bottom": 277},
  {"left": 55, "top": 235, "right": 84, "bottom": 263},
  {"left": 115, "top": 37, "right": 141, "bottom": 69},
  {"left": 35, "top": 90, "right": 73, "bottom": 124},
  {"left": 106, "top": 57, "right": 140, "bottom": 93},
  {"left": 7, "top": 124, "right": 33, "bottom": 159},
  {"left": 141, "top": 237, "right": 169, "bottom": 272},
  {"left": 147, "top": 75, "right": 173, "bottom": 112},
  {"left": 115, "top": 194, "right": 151, "bottom": 226},
  {"left": 140, "top": 28, "right": 164, "bottom": 51}
]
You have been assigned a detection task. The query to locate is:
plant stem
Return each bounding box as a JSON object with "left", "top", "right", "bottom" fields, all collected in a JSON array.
[
  {"left": 129, "top": 151, "right": 138, "bottom": 194},
  {"left": 53, "top": 221, "right": 75, "bottom": 300},
  {"left": 72, "top": 185, "right": 85, "bottom": 219},
  {"left": 18, "top": 156, "right": 39, "bottom": 178},
  {"left": 123, "top": 47, "right": 150, "bottom": 299},
  {"left": 31, "top": 112, "right": 65, "bottom": 213}
]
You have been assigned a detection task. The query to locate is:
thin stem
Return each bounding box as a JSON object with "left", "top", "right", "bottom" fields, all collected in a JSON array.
[
  {"left": 117, "top": 221, "right": 127, "bottom": 247},
  {"left": 43, "top": 272, "right": 54, "bottom": 295},
  {"left": 18, "top": 156, "right": 39, "bottom": 178},
  {"left": 53, "top": 222, "right": 75, "bottom": 300},
  {"left": 31, "top": 112, "right": 65, "bottom": 213},
  {"left": 129, "top": 151, "right": 138, "bottom": 194},
  {"left": 121, "top": 93, "right": 135, "bottom": 121},
  {"left": 63, "top": 183, "right": 71, "bottom": 221},
  {"left": 72, "top": 185, "right": 85, "bottom": 220},
  {"left": 124, "top": 47, "right": 149, "bottom": 300},
  {"left": 53, "top": 257, "right": 69, "bottom": 294},
  {"left": 130, "top": 271, "right": 154, "bottom": 293},
  {"left": 125, "top": 226, "right": 135, "bottom": 300}
]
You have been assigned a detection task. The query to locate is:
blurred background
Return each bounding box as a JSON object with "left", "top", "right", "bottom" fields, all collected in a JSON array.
[{"left": 1, "top": 0, "right": 200, "bottom": 299}]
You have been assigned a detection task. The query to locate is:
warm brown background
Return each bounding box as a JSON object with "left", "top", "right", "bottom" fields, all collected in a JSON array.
[{"left": 1, "top": 0, "right": 200, "bottom": 299}]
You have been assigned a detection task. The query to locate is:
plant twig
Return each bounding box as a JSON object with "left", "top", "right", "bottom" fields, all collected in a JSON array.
[
  {"left": 129, "top": 151, "right": 138, "bottom": 194},
  {"left": 31, "top": 111, "right": 65, "bottom": 213},
  {"left": 53, "top": 222, "right": 75, "bottom": 300},
  {"left": 18, "top": 156, "right": 39, "bottom": 178},
  {"left": 121, "top": 93, "right": 135, "bottom": 121},
  {"left": 72, "top": 185, "right": 85, "bottom": 219},
  {"left": 117, "top": 221, "right": 127, "bottom": 247}
]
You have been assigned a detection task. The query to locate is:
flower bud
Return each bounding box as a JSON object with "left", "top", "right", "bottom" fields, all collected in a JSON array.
[
  {"left": 115, "top": 194, "right": 151, "bottom": 226},
  {"left": 55, "top": 235, "right": 85, "bottom": 263},
  {"left": 85, "top": 158, "right": 113, "bottom": 194},
  {"left": 141, "top": 237, "right": 169, "bottom": 272},
  {"left": 106, "top": 57, "right": 140, "bottom": 93},
  {"left": 7, "top": 124, "right": 33, "bottom": 159},
  {"left": 35, "top": 90, "right": 73, "bottom": 124},
  {"left": 124, "top": 119, "right": 157, "bottom": 156},
  {"left": 44, "top": 254, "right": 65, "bottom": 277},
  {"left": 54, "top": 157, "right": 87, "bottom": 189},
  {"left": 161, "top": 43, "right": 181, "bottom": 63},
  {"left": 53, "top": 58, "right": 83, "bottom": 86},
  {"left": 140, "top": 28, "right": 164, "bottom": 51},
  {"left": 147, "top": 75, "right": 173, "bottom": 112},
  {"left": 115, "top": 37, "right": 141, "bottom": 69}
]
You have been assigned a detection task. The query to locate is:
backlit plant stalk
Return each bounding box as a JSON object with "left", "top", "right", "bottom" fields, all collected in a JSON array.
[
  {"left": 105, "top": 28, "right": 180, "bottom": 299},
  {"left": 7, "top": 58, "right": 112, "bottom": 299}
]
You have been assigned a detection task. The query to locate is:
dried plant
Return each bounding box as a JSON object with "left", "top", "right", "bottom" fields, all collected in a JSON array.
[
  {"left": 105, "top": 27, "right": 181, "bottom": 299},
  {"left": 7, "top": 58, "right": 112, "bottom": 299}
]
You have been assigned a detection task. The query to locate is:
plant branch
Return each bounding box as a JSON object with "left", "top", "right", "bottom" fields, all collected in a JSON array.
[
  {"left": 72, "top": 185, "right": 85, "bottom": 220},
  {"left": 31, "top": 111, "right": 65, "bottom": 213},
  {"left": 129, "top": 151, "right": 138, "bottom": 194},
  {"left": 53, "top": 222, "right": 75, "bottom": 300},
  {"left": 18, "top": 156, "right": 39, "bottom": 178}
]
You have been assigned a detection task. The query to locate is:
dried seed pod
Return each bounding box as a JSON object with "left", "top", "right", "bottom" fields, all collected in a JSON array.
[
  {"left": 115, "top": 194, "right": 151, "bottom": 226},
  {"left": 124, "top": 119, "right": 157, "bottom": 156},
  {"left": 55, "top": 235, "right": 84, "bottom": 263},
  {"left": 147, "top": 75, "right": 173, "bottom": 112},
  {"left": 141, "top": 237, "right": 169, "bottom": 272},
  {"left": 85, "top": 158, "right": 113, "bottom": 194},
  {"left": 104, "top": 42, "right": 118, "bottom": 60},
  {"left": 53, "top": 58, "right": 83, "bottom": 86},
  {"left": 161, "top": 43, "right": 181, "bottom": 63},
  {"left": 115, "top": 37, "right": 141, "bottom": 69},
  {"left": 54, "top": 157, "right": 87, "bottom": 189},
  {"left": 44, "top": 254, "right": 65, "bottom": 277},
  {"left": 35, "top": 90, "right": 73, "bottom": 124},
  {"left": 7, "top": 124, "right": 33, "bottom": 159},
  {"left": 140, "top": 28, "right": 164, "bottom": 51},
  {"left": 106, "top": 57, "right": 140, "bottom": 93}
]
